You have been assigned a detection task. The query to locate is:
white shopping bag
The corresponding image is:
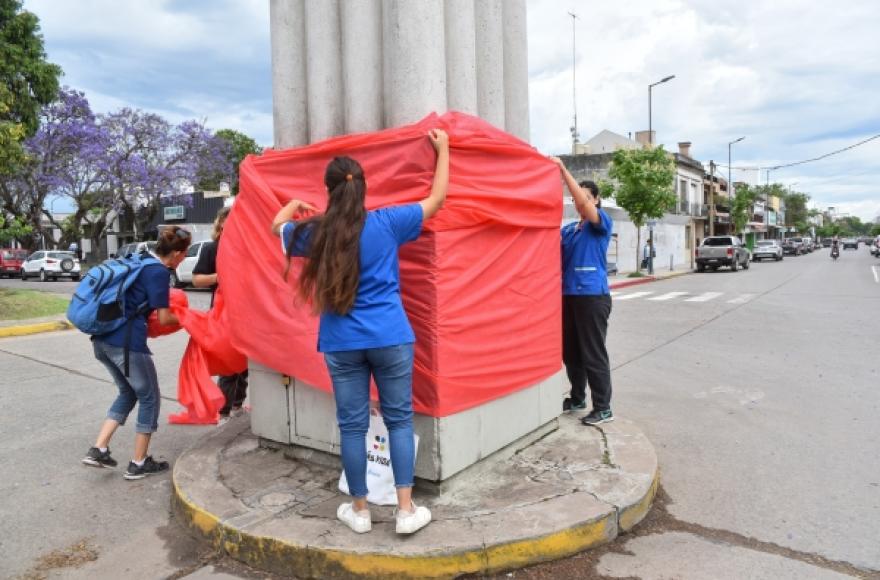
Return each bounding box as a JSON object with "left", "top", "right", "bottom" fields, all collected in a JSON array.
[{"left": 339, "top": 409, "right": 419, "bottom": 506}]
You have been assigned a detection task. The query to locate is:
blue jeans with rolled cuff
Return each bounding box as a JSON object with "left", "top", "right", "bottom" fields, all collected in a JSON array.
[
  {"left": 324, "top": 343, "right": 416, "bottom": 499},
  {"left": 93, "top": 340, "right": 161, "bottom": 433}
]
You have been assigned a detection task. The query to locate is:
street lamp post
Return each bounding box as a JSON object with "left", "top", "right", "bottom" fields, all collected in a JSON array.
[
  {"left": 648, "top": 75, "right": 675, "bottom": 145},
  {"left": 568, "top": 12, "right": 579, "bottom": 151},
  {"left": 728, "top": 136, "right": 745, "bottom": 237}
]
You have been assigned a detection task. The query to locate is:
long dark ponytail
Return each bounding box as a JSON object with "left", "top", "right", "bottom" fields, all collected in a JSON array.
[{"left": 287, "top": 156, "right": 366, "bottom": 315}]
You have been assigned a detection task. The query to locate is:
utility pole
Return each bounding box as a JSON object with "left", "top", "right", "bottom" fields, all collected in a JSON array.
[
  {"left": 568, "top": 12, "right": 579, "bottom": 151},
  {"left": 709, "top": 160, "right": 716, "bottom": 236}
]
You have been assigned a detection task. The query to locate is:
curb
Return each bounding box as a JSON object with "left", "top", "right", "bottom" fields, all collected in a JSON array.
[
  {"left": 171, "top": 419, "right": 659, "bottom": 579},
  {"left": 0, "top": 319, "right": 73, "bottom": 338},
  {"left": 610, "top": 269, "right": 692, "bottom": 290}
]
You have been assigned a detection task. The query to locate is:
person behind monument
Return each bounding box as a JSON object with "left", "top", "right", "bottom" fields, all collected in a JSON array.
[
  {"left": 192, "top": 205, "right": 249, "bottom": 424},
  {"left": 81, "top": 227, "right": 192, "bottom": 479},
  {"left": 271, "top": 128, "right": 450, "bottom": 535},
  {"left": 551, "top": 158, "right": 615, "bottom": 426}
]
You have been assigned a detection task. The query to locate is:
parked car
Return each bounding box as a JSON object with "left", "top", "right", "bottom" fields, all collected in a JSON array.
[
  {"left": 752, "top": 240, "right": 783, "bottom": 261},
  {"left": 114, "top": 241, "right": 156, "bottom": 258},
  {"left": 842, "top": 238, "right": 858, "bottom": 250},
  {"left": 172, "top": 240, "right": 208, "bottom": 288},
  {"left": 821, "top": 239, "right": 832, "bottom": 248},
  {"left": 0, "top": 248, "right": 29, "bottom": 278},
  {"left": 871, "top": 236, "right": 880, "bottom": 257},
  {"left": 695, "top": 236, "right": 750, "bottom": 272},
  {"left": 20, "top": 250, "right": 81, "bottom": 281},
  {"left": 782, "top": 238, "right": 804, "bottom": 255},
  {"left": 801, "top": 237, "right": 814, "bottom": 252}
]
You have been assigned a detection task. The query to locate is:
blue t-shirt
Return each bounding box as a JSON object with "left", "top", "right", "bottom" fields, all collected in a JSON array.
[
  {"left": 98, "top": 261, "right": 171, "bottom": 353},
  {"left": 281, "top": 203, "right": 424, "bottom": 352},
  {"left": 561, "top": 209, "right": 613, "bottom": 296}
]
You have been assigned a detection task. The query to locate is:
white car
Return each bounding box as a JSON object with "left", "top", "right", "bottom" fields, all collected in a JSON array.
[
  {"left": 752, "top": 240, "right": 783, "bottom": 261},
  {"left": 20, "top": 250, "right": 82, "bottom": 282},
  {"left": 172, "top": 240, "right": 208, "bottom": 288}
]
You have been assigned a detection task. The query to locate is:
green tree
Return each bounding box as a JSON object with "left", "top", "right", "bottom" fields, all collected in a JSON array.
[
  {"left": 730, "top": 183, "right": 759, "bottom": 235},
  {"left": 0, "top": 213, "right": 31, "bottom": 244},
  {"left": 870, "top": 224, "right": 880, "bottom": 237},
  {"left": 199, "top": 128, "right": 262, "bottom": 194},
  {"left": 607, "top": 146, "right": 676, "bottom": 272},
  {"left": 782, "top": 191, "right": 810, "bottom": 230},
  {"left": 0, "top": 0, "right": 62, "bottom": 174}
]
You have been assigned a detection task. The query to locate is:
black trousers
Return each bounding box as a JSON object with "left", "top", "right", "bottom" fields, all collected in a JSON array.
[
  {"left": 218, "top": 370, "right": 249, "bottom": 416},
  {"left": 562, "top": 294, "right": 613, "bottom": 411}
]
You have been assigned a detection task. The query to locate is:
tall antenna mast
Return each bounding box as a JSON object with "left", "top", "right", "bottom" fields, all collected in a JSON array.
[{"left": 568, "top": 12, "right": 579, "bottom": 150}]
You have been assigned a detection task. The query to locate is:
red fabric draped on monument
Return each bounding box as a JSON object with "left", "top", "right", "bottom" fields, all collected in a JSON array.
[{"left": 219, "top": 111, "right": 562, "bottom": 417}]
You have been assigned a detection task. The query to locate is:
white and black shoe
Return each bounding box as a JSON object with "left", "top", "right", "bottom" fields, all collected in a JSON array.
[
  {"left": 581, "top": 409, "right": 614, "bottom": 426},
  {"left": 123, "top": 456, "right": 170, "bottom": 480},
  {"left": 82, "top": 447, "right": 118, "bottom": 468}
]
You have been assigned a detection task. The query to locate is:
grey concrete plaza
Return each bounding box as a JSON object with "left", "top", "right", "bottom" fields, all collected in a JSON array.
[{"left": 0, "top": 248, "right": 878, "bottom": 578}]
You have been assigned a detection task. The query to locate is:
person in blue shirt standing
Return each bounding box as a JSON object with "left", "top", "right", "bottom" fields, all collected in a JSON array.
[
  {"left": 81, "top": 227, "right": 192, "bottom": 479},
  {"left": 271, "top": 129, "right": 449, "bottom": 535},
  {"left": 551, "top": 157, "right": 615, "bottom": 426}
]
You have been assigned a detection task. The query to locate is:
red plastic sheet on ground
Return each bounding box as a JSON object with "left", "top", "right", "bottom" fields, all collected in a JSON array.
[
  {"left": 167, "top": 291, "right": 246, "bottom": 424},
  {"left": 220, "top": 111, "right": 562, "bottom": 417}
]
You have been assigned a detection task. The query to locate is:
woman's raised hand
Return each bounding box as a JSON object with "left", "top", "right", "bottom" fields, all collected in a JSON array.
[{"left": 429, "top": 128, "right": 449, "bottom": 152}]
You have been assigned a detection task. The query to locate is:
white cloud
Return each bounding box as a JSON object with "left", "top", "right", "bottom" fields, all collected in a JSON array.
[{"left": 22, "top": 0, "right": 880, "bottom": 221}]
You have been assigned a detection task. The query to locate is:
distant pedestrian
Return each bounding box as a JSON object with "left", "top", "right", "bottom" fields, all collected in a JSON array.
[
  {"left": 82, "top": 227, "right": 192, "bottom": 479},
  {"left": 551, "top": 158, "right": 615, "bottom": 426},
  {"left": 641, "top": 239, "right": 655, "bottom": 270},
  {"left": 192, "top": 206, "right": 249, "bottom": 424},
  {"left": 272, "top": 129, "right": 449, "bottom": 535}
]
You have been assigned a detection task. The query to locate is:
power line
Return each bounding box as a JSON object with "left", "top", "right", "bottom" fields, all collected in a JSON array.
[{"left": 713, "top": 133, "right": 880, "bottom": 171}]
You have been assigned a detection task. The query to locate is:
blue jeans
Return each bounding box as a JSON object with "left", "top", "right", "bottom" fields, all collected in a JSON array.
[
  {"left": 93, "top": 340, "right": 161, "bottom": 433},
  {"left": 324, "top": 344, "right": 415, "bottom": 498}
]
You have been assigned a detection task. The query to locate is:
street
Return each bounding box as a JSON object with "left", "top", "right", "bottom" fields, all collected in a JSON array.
[{"left": 1, "top": 249, "right": 878, "bottom": 579}]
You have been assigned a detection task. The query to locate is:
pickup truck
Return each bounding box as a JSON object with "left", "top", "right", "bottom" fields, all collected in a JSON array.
[{"left": 695, "top": 236, "right": 750, "bottom": 272}]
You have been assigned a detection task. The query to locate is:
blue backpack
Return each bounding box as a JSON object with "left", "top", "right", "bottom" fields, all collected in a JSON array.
[{"left": 67, "top": 253, "right": 162, "bottom": 373}]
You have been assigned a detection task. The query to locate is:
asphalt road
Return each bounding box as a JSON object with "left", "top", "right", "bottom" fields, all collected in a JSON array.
[{"left": 1, "top": 247, "right": 878, "bottom": 579}]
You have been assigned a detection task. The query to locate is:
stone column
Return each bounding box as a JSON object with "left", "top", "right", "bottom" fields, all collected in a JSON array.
[
  {"left": 502, "top": 0, "right": 530, "bottom": 142},
  {"left": 382, "top": 0, "right": 447, "bottom": 127},
  {"left": 270, "top": 0, "right": 307, "bottom": 148},
  {"left": 305, "top": 0, "right": 344, "bottom": 142},
  {"left": 444, "top": 0, "right": 478, "bottom": 115},
  {"left": 474, "top": 0, "right": 505, "bottom": 128},
  {"left": 341, "top": 0, "right": 383, "bottom": 134}
]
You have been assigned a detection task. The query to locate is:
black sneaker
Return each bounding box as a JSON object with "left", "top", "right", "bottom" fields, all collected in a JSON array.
[
  {"left": 563, "top": 398, "right": 587, "bottom": 412},
  {"left": 82, "top": 447, "right": 118, "bottom": 468},
  {"left": 581, "top": 409, "right": 614, "bottom": 426},
  {"left": 123, "top": 456, "right": 170, "bottom": 480}
]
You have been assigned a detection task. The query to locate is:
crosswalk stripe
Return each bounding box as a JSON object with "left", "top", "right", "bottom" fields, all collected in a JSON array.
[
  {"left": 727, "top": 294, "right": 755, "bottom": 304},
  {"left": 684, "top": 292, "right": 724, "bottom": 302},
  {"left": 615, "top": 291, "right": 654, "bottom": 301},
  {"left": 648, "top": 291, "right": 689, "bottom": 301}
]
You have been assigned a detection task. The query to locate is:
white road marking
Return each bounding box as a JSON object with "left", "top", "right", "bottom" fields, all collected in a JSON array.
[
  {"left": 727, "top": 294, "right": 755, "bottom": 304},
  {"left": 615, "top": 291, "right": 654, "bottom": 301},
  {"left": 610, "top": 291, "right": 621, "bottom": 297},
  {"left": 873, "top": 266, "right": 880, "bottom": 284},
  {"left": 684, "top": 292, "right": 724, "bottom": 302},
  {"left": 648, "top": 291, "right": 689, "bottom": 301}
]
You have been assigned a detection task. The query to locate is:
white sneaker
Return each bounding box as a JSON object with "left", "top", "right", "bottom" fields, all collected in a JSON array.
[
  {"left": 395, "top": 502, "right": 432, "bottom": 534},
  {"left": 337, "top": 502, "right": 372, "bottom": 534}
]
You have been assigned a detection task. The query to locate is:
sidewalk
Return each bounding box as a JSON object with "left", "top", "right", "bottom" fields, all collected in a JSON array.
[
  {"left": 608, "top": 264, "right": 693, "bottom": 291},
  {"left": 174, "top": 413, "right": 659, "bottom": 579}
]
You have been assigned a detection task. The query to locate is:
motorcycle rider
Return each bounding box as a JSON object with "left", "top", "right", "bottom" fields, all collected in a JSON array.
[{"left": 831, "top": 236, "right": 840, "bottom": 258}]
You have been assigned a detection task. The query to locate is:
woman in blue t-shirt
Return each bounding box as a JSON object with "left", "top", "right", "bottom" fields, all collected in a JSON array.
[
  {"left": 81, "top": 227, "right": 191, "bottom": 480},
  {"left": 271, "top": 129, "right": 449, "bottom": 535}
]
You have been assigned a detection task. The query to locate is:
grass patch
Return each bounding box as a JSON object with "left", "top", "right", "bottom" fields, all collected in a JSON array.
[
  {"left": 626, "top": 271, "right": 647, "bottom": 278},
  {"left": 0, "top": 288, "right": 69, "bottom": 321}
]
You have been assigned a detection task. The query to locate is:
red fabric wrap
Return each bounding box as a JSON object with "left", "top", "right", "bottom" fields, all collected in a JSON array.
[
  {"left": 219, "top": 111, "right": 562, "bottom": 417},
  {"left": 169, "top": 291, "right": 246, "bottom": 424}
]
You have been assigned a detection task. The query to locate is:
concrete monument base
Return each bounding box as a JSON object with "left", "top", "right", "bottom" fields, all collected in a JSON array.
[{"left": 248, "top": 361, "right": 567, "bottom": 482}]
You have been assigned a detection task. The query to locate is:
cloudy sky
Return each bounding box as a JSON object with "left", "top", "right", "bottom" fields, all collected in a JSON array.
[{"left": 24, "top": 0, "right": 880, "bottom": 221}]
